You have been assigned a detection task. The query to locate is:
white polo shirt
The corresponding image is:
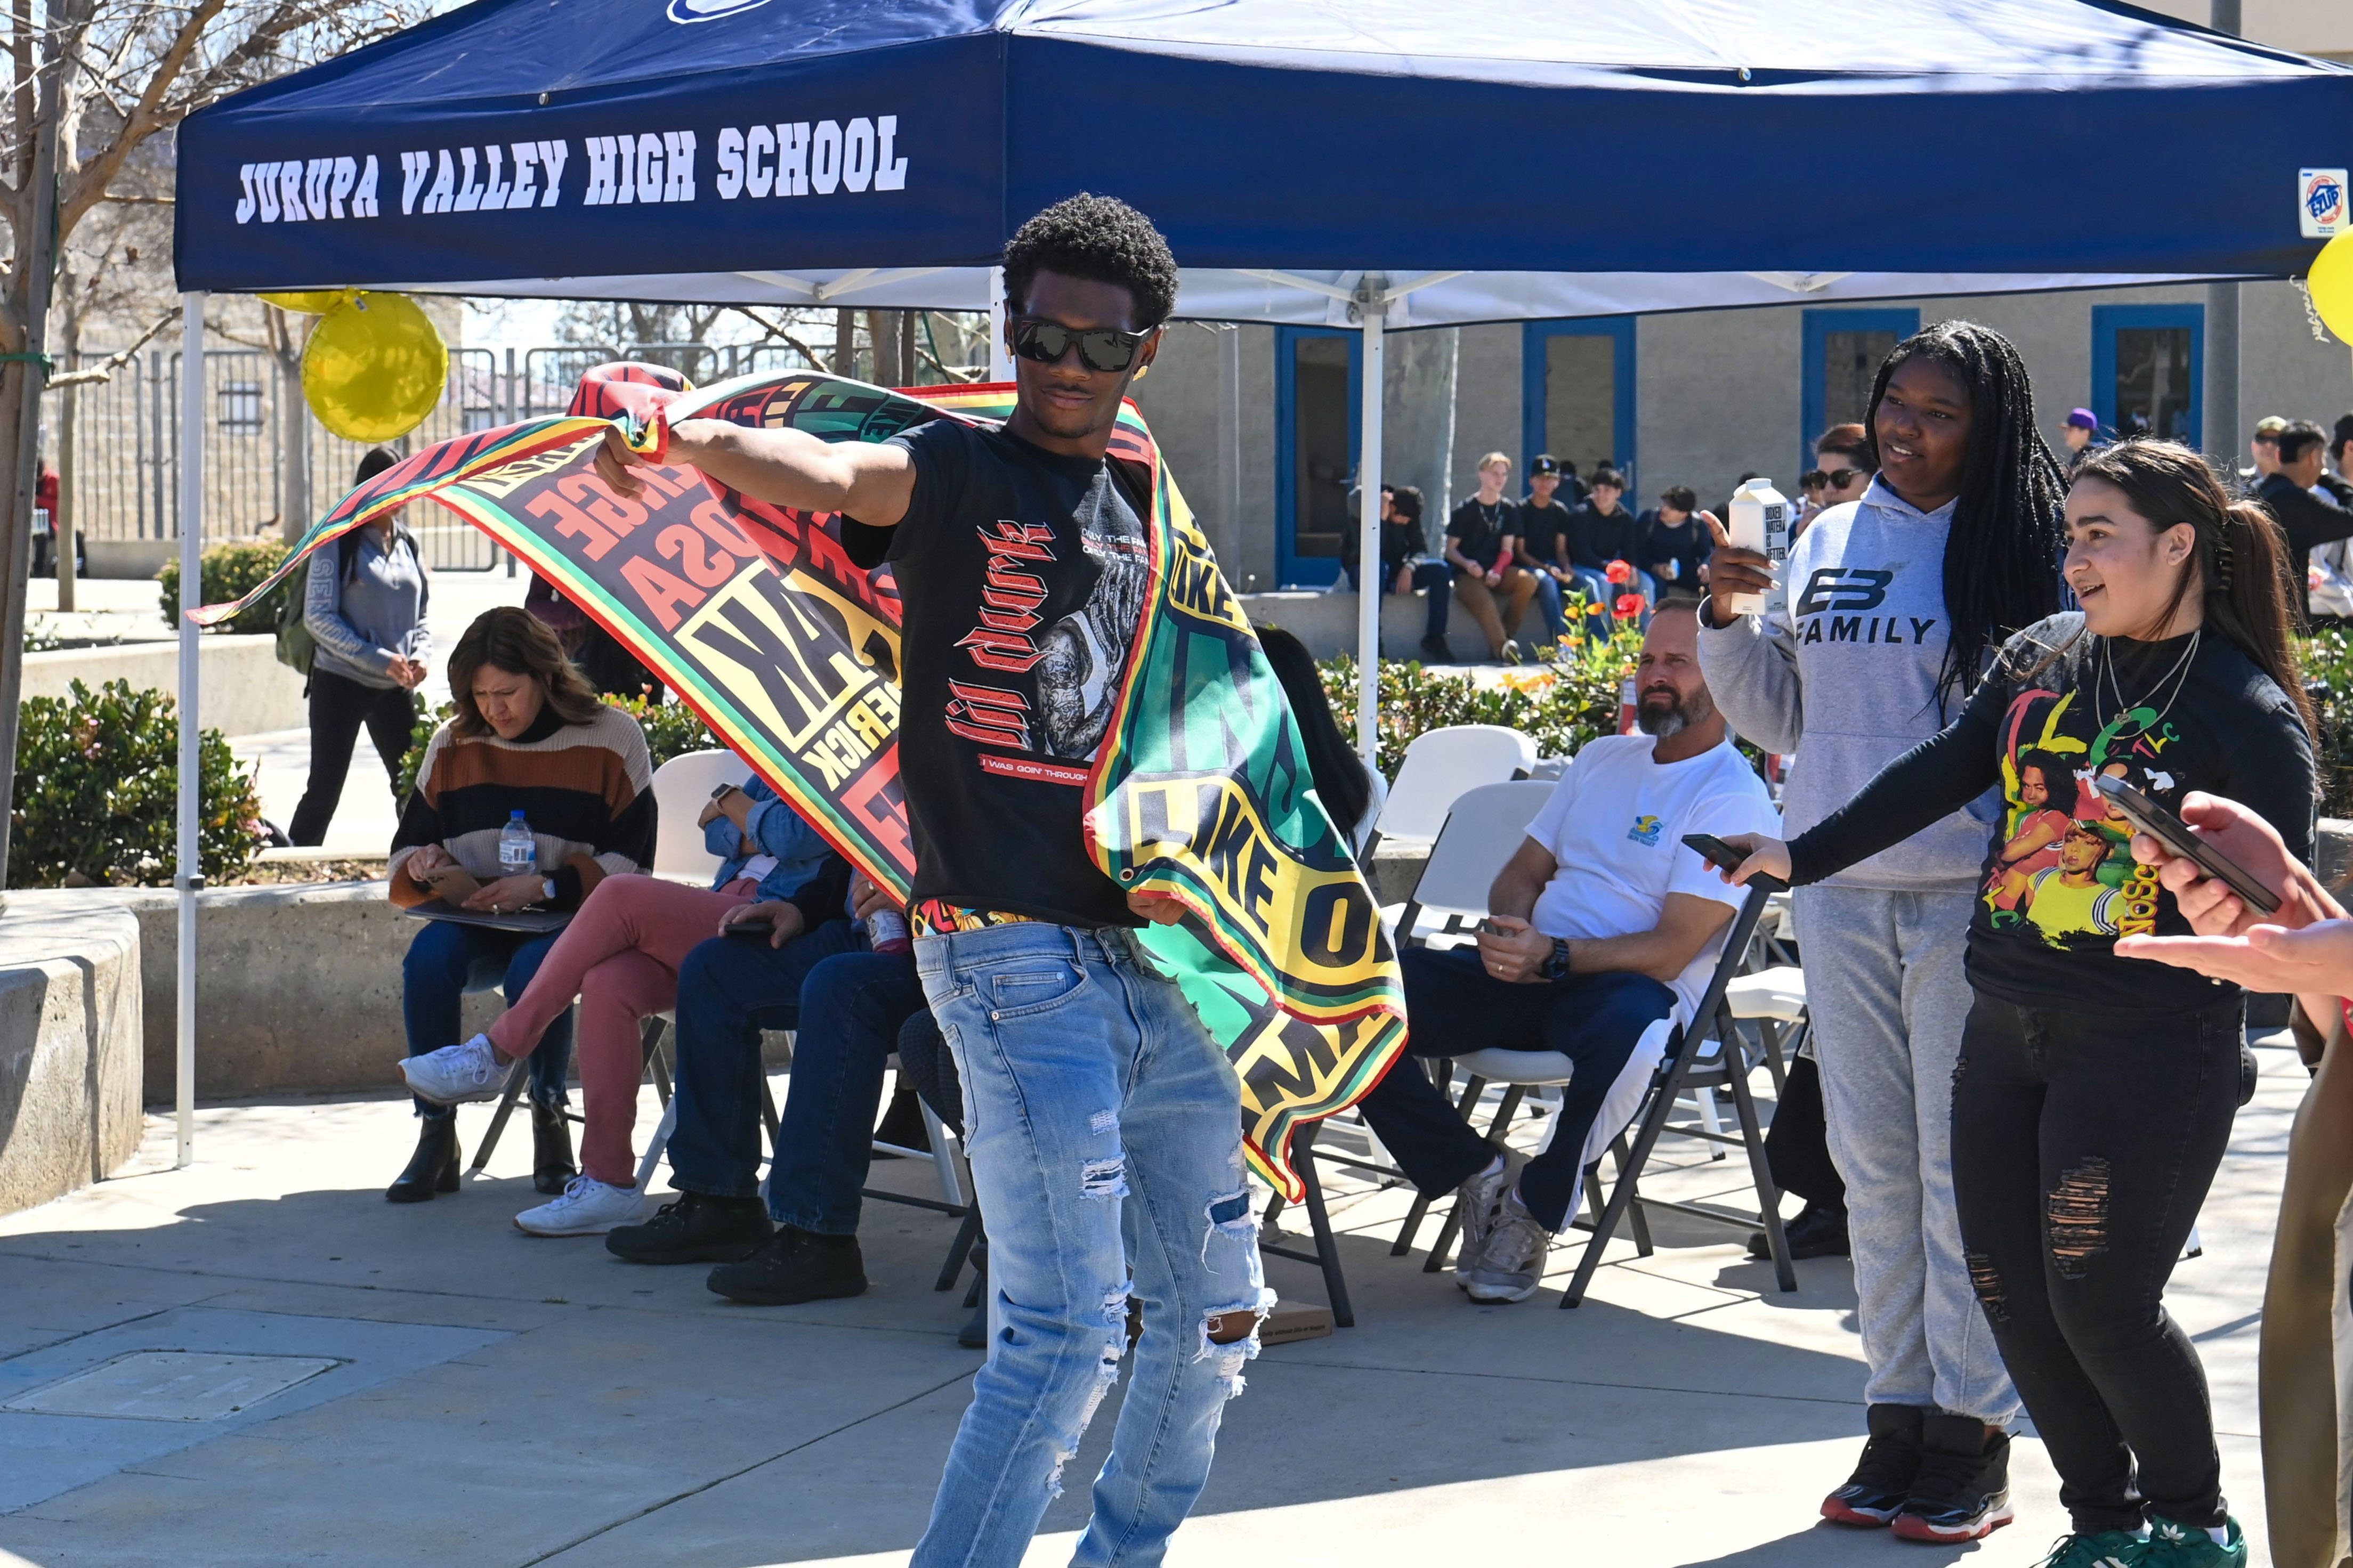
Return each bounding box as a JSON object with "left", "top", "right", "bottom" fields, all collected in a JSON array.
[{"left": 1524, "top": 732, "right": 1782, "bottom": 1020}]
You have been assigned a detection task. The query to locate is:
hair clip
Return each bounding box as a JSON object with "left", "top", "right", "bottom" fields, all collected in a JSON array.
[{"left": 2213, "top": 530, "right": 2235, "bottom": 594}]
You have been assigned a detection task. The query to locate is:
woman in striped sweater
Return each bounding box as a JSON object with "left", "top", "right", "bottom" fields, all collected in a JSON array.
[{"left": 384, "top": 607, "right": 656, "bottom": 1203}]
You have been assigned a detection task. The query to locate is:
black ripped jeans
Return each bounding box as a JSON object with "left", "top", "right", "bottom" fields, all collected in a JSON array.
[{"left": 1950, "top": 990, "right": 2243, "bottom": 1534}]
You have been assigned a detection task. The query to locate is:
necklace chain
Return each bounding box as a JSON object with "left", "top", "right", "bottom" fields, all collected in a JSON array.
[{"left": 2097, "top": 629, "right": 2198, "bottom": 744}]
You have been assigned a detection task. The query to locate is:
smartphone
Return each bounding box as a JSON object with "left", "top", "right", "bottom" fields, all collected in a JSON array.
[
  {"left": 724, "top": 915, "right": 775, "bottom": 939},
  {"left": 1681, "top": 832, "right": 1789, "bottom": 893},
  {"left": 2091, "top": 775, "right": 2279, "bottom": 915}
]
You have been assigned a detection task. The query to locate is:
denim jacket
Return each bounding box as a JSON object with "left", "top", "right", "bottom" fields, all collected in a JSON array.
[{"left": 705, "top": 777, "right": 832, "bottom": 901}]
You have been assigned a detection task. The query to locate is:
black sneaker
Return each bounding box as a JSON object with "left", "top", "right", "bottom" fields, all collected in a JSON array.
[
  {"left": 1749, "top": 1200, "right": 1850, "bottom": 1261},
  {"left": 604, "top": 1192, "right": 772, "bottom": 1265},
  {"left": 1891, "top": 1412, "right": 2014, "bottom": 1543},
  {"left": 1418, "top": 636, "right": 1451, "bottom": 664},
  {"left": 1821, "top": 1404, "right": 1925, "bottom": 1528},
  {"left": 707, "top": 1225, "right": 868, "bottom": 1305}
]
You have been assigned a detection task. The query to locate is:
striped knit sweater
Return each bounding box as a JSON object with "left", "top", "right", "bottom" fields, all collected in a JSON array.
[{"left": 389, "top": 703, "right": 655, "bottom": 910}]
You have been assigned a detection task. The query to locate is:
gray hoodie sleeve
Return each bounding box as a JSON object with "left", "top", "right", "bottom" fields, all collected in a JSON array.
[
  {"left": 304, "top": 546, "right": 396, "bottom": 674},
  {"left": 1696, "top": 599, "right": 1804, "bottom": 754}
]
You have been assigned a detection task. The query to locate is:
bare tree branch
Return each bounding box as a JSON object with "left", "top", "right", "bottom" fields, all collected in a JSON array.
[
  {"left": 721, "top": 305, "right": 828, "bottom": 371},
  {"left": 44, "top": 296, "right": 174, "bottom": 385}
]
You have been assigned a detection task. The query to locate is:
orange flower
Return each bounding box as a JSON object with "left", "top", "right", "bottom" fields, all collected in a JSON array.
[
  {"left": 1604, "top": 558, "right": 1635, "bottom": 585},
  {"left": 1613, "top": 593, "right": 1645, "bottom": 620}
]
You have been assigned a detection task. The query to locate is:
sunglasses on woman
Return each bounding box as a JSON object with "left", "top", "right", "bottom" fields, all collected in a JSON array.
[
  {"left": 1822, "top": 467, "right": 1867, "bottom": 490},
  {"left": 1012, "top": 315, "right": 1150, "bottom": 374}
]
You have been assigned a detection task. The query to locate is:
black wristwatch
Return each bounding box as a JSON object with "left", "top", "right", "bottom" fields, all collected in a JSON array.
[{"left": 1540, "top": 938, "right": 1573, "bottom": 981}]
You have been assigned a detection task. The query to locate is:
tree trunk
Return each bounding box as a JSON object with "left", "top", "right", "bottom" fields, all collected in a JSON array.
[
  {"left": 831, "top": 307, "right": 856, "bottom": 377},
  {"left": 54, "top": 315, "right": 77, "bottom": 611},
  {"left": 273, "top": 314, "right": 310, "bottom": 541},
  {"left": 0, "top": 31, "right": 68, "bottom": 891}
]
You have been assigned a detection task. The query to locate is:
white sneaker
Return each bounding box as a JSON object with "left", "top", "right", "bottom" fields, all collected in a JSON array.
[
  {"left": 1458, "top": 1188, "right": 1554, "bottom": 1303},
  {"left": 514, "top": 1176, "right": 643, "bottom": 1237},
  {"left": 1450, "top": 1149, "right": 1526, "bottom": 1286},
  {"left": 399, "top": 1034, "right": 507, "bottom": 1106}
]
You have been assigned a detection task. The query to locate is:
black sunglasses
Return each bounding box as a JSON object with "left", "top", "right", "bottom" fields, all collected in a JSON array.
[
  {"left": 1819, "top": 467, "right": 1866, "bottom": 490},
  {"left": 1011, "top": 315, "right": 1149, "bottom": 374}
]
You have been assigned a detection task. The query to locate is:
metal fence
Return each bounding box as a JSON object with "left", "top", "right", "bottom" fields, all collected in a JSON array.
[{"left": 60, "top": 340, "right": 820, "bottom": 570}]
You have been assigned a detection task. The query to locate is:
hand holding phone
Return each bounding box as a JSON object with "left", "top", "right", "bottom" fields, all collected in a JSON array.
[
  {"left": 1683, "top": 832, "right": 1789, "bottom": 893},
  {"left": 2093, "top": 775, "right": 2279, "bottom": 915}
]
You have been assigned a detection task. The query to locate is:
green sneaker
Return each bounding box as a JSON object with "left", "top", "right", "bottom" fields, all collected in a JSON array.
[
  {"left": 2036, "top": 1531, "right": 2146, "bottom": 1568},
  {"left": 2142, "top": 1516, "right": 2246, "bottom": 1568}
]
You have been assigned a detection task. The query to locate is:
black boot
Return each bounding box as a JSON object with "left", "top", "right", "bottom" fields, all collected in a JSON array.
[
  {"left": 706, "top": 1225, "right": 867, "bottom": 1305},
  {"left": 530, "top": 1096, "right": 577, "bottom": 1196},
  {"left": 387, "top": 1112, "right": 460, "bottom": 1204}
]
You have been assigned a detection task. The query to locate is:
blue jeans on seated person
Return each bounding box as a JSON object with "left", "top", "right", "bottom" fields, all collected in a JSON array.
[
  {"left": 401, "top": 919, "right": 570, "bottom": 1118},
  {"left": 664, "top": 917, "right": 866, "bottom": 1205},
  {"left": 1356, "top": 944, "right": 1675, "bottom": 1231},
  {"left": 1525, "top": 570, "right": 1571, "bottom": 644},
  {"left": 1345, "top": 557, "right": 1452, "bottom": 644},
  {"left": 912, "top": 922, "right": 1273, "bottom": 1568}
]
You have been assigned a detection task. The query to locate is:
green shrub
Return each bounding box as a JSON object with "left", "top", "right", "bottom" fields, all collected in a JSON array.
[
  {"left": 1317, "top": 616, "right": 1643, "bottom": 779},
  {"left": 156, "top": 538, "right": 293, "bottom": 636},
  {"left": 10, "top": 679, "right": 265, "bottom": 888},
  {"left": 395, "top": 693, "right": 718, "bottom": 803},
  {"left": 2303, "top": 628, "right": 2353, "bottom": 819}
]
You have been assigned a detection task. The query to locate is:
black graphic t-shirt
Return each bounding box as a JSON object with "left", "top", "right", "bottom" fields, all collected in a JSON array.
[
  {"left": 1786, "top": 613, "right": 2316, "bottom": 1012},
  {"left": 1517, "top": 497, "right": 1575, "bottom": 569},
  {"left": 842, "top": 418, "right": 1147, "bottom": 928}
]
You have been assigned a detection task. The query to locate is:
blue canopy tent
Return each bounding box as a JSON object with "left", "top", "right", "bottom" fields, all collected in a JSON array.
[{"left": 164, "top": 0, "right": 2352, "bottom": 1155}]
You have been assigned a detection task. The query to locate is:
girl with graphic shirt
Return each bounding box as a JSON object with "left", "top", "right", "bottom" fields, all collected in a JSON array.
[
  {"left": 1699, "top": 321, "right": 2065, "bottom": 1541},
  {"left": 1724, "top": 441, "right": 2315, "bottom": 1568}
]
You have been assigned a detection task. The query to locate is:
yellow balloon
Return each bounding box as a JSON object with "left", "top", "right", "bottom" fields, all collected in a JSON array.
[
  {"left": 2310, "top": 232, "right": 2353, "bottom": 343},
  {"left": 258, "top": 290, "right": 348, "bottom": 314},
  {"left": 301, "top": 292, "right": 447, "bottom": 443}
]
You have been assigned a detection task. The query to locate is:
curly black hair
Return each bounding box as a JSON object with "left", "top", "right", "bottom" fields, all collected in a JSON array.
[{"left": 1002, "top": 193, "right": 1180, "bottom": 330}]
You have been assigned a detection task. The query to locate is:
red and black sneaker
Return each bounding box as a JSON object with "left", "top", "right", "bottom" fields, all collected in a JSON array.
[
  {"left": 1822, "top": 1404, "right": 1925, "bottom": 1528},
  {"left": 1890, "top": 1412, "right": 2014, "bottom": 1543}
]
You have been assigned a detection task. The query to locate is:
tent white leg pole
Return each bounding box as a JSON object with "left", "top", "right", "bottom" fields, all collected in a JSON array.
[
  {"left": 987, "top": 266, "right": 1015, "bottom": 383},
  {"left": 1355, "top": 285, "right": 1384, "bottom": 769},
  {"left": 174, "top": 293, "right": 205, "bottom": 1169}
]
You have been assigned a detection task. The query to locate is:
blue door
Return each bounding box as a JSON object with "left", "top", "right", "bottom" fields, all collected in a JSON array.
[
  {"left": 1522, "top": 318, "right": 1637, "bottom": 492},
  {"left": 2091, "top": 304, "right": 2203, "bottom": 448},
  {"left": 1800, "top": 307, "right": 1919, "bottom": 475},
  {"left": 1273, "top": 325, "right": 1360, "bottom": 588}
]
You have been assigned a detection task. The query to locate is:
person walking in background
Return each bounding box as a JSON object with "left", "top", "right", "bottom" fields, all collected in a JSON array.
[
  {"left": 1700, "top": 320, "right": 2065, "bottom": 1542},
  {"left": 1638, "top": 485, "right": 1713, "bottom": 593},
  {"left": 382, "top": 607, "right": 655, "bottom": 1205},
  {"left": 1446, "top": 451, "right": 1538, "bottom": 659},
  {"left": 2255, "top": 419, "right": 2353, "bottom": 623},
  {"left": 1723, "top": 441, "right": 2311, "bottom": 1567},
  {"left": 290, "top": 448, "right": 430, "bottom": 846},
  {"left": 1513, "top": 453, "right": 1580, "bottom": 645},
  {"left": 2060, "top": 408, "right": 2105, "bottom": 472},
  {"left": 1344, "top": 482, "right": 1453, "bottom": 662}
]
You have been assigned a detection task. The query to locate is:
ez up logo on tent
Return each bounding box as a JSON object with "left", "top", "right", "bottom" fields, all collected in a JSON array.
[
  {"left": 2302, "top": 168, "right": 2347, "bottom": 238},
  {"left": 667, "top": 0, "right": 772, "bottom": 21}
]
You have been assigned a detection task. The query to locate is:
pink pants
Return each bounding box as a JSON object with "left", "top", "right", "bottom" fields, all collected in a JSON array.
[{"left": 490, "top": 873, "right": 754, "bottom": 1185}]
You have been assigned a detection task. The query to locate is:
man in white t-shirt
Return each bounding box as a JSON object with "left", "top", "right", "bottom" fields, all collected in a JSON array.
[{"left": 1358, "top": 601, "right": 1781, "bottom": 1302}]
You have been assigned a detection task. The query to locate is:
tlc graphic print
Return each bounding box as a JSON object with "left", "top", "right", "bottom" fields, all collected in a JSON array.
[{"left": 1984, "top": 686, "right": 2166, "bottom": 947}]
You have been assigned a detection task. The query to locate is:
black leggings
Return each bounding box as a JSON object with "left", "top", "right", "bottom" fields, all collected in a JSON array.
[
  {"left": 1951, "top": 991, "right": 2242, "bottom": 1534},
  {"left": 290, "top": 668, "right": 417, "bottom": 847}
]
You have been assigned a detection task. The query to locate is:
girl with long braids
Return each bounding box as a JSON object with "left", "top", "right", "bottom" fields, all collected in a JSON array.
[
  {"left": 1701, "top": 321, "right": 2064, "bottom": 1542},
  {"left": 1722, "top": 441, "right": 2310, "bottom": 1566}
]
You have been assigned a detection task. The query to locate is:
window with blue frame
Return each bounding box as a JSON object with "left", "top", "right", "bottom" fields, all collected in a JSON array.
[
  {"left": 2091, "top": 304, "right": 2202, "bottom": 448},
  {"left": 1522, "top": 318, "right": 1636, "bottom": 492},
  {"left": 1273, "top": 325, "right": 1359, "bottom": 588},
  {"left": 1800, "top": 307, "right": 1918, "bottom": 474}
]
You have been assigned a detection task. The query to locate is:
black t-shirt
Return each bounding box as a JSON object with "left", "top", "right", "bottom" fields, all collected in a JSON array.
[
  {"left": 1516, "top": 497, "right": 1575, "bottom": 570},
  {"left": 1639, "top": 508, "right": 1707, "bottom": 588},
  {"left": 1566, "top": 501, "right": 1643, "bottom": 570},
  {"left": 1446, "top": 497, "right": 1515, "bottom": 571},
  {"left": 842, "top": 419, "right": 1146, "bottom": 928},
  {"left": 1787, "top": 614, "right": 2316, "bottom": 1013}
]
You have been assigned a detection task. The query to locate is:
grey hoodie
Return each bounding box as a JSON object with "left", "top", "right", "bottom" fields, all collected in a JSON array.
[{"left": 1696, "top": 476, "right": 1997, "bottom": 891}]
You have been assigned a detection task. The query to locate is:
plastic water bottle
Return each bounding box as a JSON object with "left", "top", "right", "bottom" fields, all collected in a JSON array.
[
  {"left": 499, "top": 810, "right": 537, "bottom": 877},
  {"left": 1723, "top": 478, "right": 1792, "bottom": 618},
  {"left": 867, "top": 908, "right": 912, "bottom": 955}
]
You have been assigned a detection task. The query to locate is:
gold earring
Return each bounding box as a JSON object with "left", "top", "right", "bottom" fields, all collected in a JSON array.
[{"left": 1133, "top": 363, "right": 1150, "bottom": 381}]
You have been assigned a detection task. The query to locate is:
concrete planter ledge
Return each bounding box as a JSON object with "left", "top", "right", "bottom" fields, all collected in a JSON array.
[
  {"left": 20, "top": 632, "right": 308, "bottom": 738},
  {"left": 0, "top": 901, "right": 143, "bottom": 1215}
]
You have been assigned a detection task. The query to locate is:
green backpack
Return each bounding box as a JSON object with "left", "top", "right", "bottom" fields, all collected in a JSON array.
[{"left": 273, "top": 555, "right": 317, "bottom": 676}]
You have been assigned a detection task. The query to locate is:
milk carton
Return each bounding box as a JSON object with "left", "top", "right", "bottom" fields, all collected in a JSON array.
[{"left": 1723, "top": 478, "right": 1791, "bottom": 619}]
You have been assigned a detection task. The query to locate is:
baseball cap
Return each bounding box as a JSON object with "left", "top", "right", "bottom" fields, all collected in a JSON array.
[
  {"left": 2065, "top": 408, "right": 2098, "bottom": 431},
  {"left": 1528, "top": 454, "right": 1561, "bottom": 477},
  {"left": 2254, "top": 416, "right": 2289, "bottom": 440}
]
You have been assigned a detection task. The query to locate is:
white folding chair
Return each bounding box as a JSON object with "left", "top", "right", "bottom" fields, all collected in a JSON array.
[
  {"left": 649, "top": 748, "right": 754, "bottom": 883},
  {"left": 1363, "top": 724, "right": 1537, "bottom": 857},
  {"left": 1386, "top": 778, "right": 1557, "bottom": 946}
]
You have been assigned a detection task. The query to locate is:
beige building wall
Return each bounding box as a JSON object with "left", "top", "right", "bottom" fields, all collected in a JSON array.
[{"left": 2133, "top": 0, "right": 2353, "bottom": 58}]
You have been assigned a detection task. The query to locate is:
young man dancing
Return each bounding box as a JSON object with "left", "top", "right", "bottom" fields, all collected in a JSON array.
[{"left": 597, "top": 194, "right": 1267, "bottom": 1568}]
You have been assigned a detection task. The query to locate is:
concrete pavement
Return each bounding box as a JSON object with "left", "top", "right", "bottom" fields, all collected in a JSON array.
[{"left": 0, "top": 1038, "right": 2299, "bottom": 1566}]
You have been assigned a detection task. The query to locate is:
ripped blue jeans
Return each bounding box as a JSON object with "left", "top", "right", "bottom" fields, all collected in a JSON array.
[{"left": 913, "top": 922, "right": 1272, "bottom": 1568}]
